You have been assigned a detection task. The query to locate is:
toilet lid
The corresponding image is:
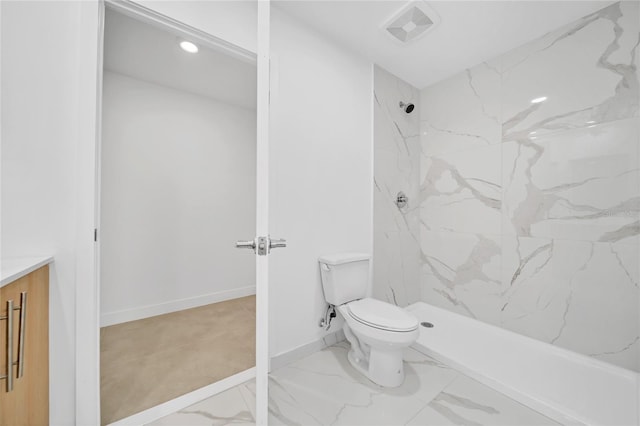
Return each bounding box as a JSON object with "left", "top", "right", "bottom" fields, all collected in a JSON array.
[{"left": 347, "top": 298, "right": 418, "bottom": 332}]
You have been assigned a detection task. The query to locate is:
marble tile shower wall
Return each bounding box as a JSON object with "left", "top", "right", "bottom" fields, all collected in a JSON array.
[
  {"left": 419, "top": 1, "right": 639, "bottom": 372},
  {"left": 373, "top": 65, "right": 421, "bottom": 307}
]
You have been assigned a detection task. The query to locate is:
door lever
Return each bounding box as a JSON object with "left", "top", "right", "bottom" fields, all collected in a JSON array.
[
  {"left": 235, "top": 240, "right": 256, "bottom": 250},
  {"left": 269, "top": 238, "right": 287, "bottom": 250},
  {"left": 236, "top": 236, "right": 286, "bottom": 255}
]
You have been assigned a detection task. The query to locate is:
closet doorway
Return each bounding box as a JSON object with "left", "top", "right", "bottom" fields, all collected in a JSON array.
[{"left": 98, "top": 5, "right": 257, "bottom": 424}]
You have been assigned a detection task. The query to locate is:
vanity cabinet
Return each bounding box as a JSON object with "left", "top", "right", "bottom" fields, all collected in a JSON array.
[{"left": 0, "top": 265, "right": 49, "bottom": 426}]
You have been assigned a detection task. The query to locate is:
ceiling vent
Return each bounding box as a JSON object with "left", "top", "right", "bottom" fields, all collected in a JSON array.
[{"left": 383, "top": 1, "right": 439, "bottom": 44}]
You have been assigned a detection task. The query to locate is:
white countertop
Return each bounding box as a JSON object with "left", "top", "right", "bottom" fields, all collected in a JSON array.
[{"left": 1, "top": 256, "right": 53, "bottom": 288}]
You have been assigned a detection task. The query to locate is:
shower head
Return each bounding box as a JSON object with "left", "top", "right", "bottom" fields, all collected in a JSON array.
[{"left": 399, "top": 101, "right": 415, "bottom": 114}]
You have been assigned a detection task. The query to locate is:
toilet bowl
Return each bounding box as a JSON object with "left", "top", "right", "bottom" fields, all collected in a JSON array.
[
  {"left": 338, "top": 298, "right": 418, "bottom": 387},
  {"left": 318, "top": 253, "right": 419, "bottom": 387}
]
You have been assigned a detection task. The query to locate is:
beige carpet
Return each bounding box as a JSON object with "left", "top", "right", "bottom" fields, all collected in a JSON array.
[{"left": 100, "top": 295, "right": 256, "bottom": 425}]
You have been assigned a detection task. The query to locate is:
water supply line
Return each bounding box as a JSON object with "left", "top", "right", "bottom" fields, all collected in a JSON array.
[{"left": 319, "top": 304, "right": 336, "bottom": 330}]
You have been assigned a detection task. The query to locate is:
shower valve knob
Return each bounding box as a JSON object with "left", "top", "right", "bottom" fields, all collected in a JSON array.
[{"left": 396, "top": 191, "right": 408, "bottom": 209}]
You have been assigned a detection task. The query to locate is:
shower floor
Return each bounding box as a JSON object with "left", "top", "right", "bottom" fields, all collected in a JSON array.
[
  {"left": 150, "top": 342, "right": 567, "bottom": 426},
  {"left": 100, "top": 295, "right": 256, "bottom": 425}
]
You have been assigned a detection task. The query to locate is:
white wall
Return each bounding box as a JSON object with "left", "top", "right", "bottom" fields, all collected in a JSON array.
[
  {"left": 1, "top": 1, "right": 257, "bottom": 423},
  {"left": 100, "top": 71, "right": 256, "bottom": 325},
  {"left": 1, "top": 1, "right": 99, "bottom": 424},
  {"left": 134, "top": 0, "right": 257, "bottom": 54},
  {"left": 268, "top": 6, "right": 373, "bottom": 359}
]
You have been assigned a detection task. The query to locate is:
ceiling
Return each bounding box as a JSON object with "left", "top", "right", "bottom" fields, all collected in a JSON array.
[
  {"left": 275, "top": 0, "right": 615, "bottom": 89},
  {"left": 104, "top": 8, "right": 257, "bottom": 110}
]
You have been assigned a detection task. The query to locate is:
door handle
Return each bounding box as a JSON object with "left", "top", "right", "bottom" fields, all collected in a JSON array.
[
  {"left": 0, "top": 294, "right": 27, "bottom": 392},
  {"left": 236, "top": 237, "right": 286, "bottom": 255},
  {"left": 17, "top": 292, "right": 27, "bottom": 379},
  {"left": 236, "top": 240, "right": 256, "bottom": 250},
  {"left": 0, "top": 299, "right": 14, "bottom": 392},
  {"left": 270, "top": 238, "right": 286, "bottom": 250}
]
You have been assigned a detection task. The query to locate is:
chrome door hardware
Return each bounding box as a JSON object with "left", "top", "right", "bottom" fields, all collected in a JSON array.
[
  {"left": 269, "top": 238, "right": 287, "bottom": 250},
  {"left": 256, "top": 237, "right": 268, "bottom": 255},
  {"left": 236, "top": 236, "right": 287, "bottom": 256},
  {"left": 236, "top": 240, "right": 256, "bottom": 250}
]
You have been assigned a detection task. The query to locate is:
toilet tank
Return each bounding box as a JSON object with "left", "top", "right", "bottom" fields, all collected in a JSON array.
[{"left": 318, "top": 253, "right": 370, "bottom": 305}]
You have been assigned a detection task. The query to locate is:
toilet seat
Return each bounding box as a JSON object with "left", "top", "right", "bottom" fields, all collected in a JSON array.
[{"left": 346, "top": 298, "right": 418, "bottom": 332}]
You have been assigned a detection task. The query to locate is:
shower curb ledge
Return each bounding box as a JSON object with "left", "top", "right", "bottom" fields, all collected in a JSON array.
[{"left": 407, "top": 302, "right": 638, "bottom": 426}]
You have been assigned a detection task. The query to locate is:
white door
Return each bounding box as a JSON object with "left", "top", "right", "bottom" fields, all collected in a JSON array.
[
  {"left": 92, "top": 1, "right": 276, "bottom": 424},
  {"left": 241, "top": 2, "right": 273, "bottom": 425}
]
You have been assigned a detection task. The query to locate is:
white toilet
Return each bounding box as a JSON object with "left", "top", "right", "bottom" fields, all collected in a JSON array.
[{"left": 319, "top": 253, "right": 419, "bottom": 387}]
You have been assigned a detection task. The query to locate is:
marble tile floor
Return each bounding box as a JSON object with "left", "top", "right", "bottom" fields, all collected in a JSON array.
[
  {"left": 150, "top": 342, "right": 566, "bottom": 425},
  {"left": 101, "top": 295, "right": 256, "bottom": 424},
  {"left": 149, "top": 381, "right": 257, "bottom": 426},
  {"left": 269, "top": 342, "right": 562, "bottom": 426}
]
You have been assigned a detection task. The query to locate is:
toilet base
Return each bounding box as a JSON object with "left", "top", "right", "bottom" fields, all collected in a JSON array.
[
  {"left": 347, "top": 347, "right": 405, "bottom": 388},
  {"left": 338, "top": 306, "right": 417, "bottom": 388}
]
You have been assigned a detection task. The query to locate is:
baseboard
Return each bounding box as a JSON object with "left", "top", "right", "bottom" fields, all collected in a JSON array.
[
  {"left": 101, "top": 286, "right": 256, "bottom": 327},
  {"left": 107, "top": 367, "right": 256, "bottom": 426},
  {"left": 270, "top": 329, "right": 346, "bottom": 372}
]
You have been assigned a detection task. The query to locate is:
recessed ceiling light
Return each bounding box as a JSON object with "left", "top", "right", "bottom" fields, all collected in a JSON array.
[
  {"left": 586, "top": 120, "right": 596, "bottom": 124},
  {"left": 179, "top": 41, "right": 198, "bottom": 53},
  {"left": 531, "top": 96, "right": 547, "bottom": 104}
]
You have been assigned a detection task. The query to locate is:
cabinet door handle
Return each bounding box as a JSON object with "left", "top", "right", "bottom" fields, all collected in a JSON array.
[
  {"left": 6, "top": 299, "right": 13, "bottom": 392},
  {"left": 17, "top": 292, "right": 27, "bottom": 378}
]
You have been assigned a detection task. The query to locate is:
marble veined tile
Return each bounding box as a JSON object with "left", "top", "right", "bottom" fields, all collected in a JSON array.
[
  {"left": 375, "top": 65, "right": 420, "bottom": 141},
  {"left": 501, "top": 236, "right": 639, "bottom": 371},
  {"left": 148, "top": 380, "right": 255, "bottom": 425},
  {"left": 406, "top": 375, "right": 560, "bottom": 426},
  {"left": 502, "top": 2, "right": 639, "bottom": 142},
  {"left": 373, "top": 230, "right": 421, "bottom": 307},
  {"left": 417, "top": 0, "right": 639, "bottom": 375},
  {"left": 373, "top": 65, "right": 421, "bottom": 311},
  {"left": 421, "top": 60, "right": 501, "bottom": 157},
  {"left": 420, "top": 229, "right": 502, "bottom": 323},
  {"left": 374, "top": 67, "right": 420, "bottom": 216},
  {"left": 268, "top": 343, "right": 459, "bottom": 425},
  {"left": 373, "top": 66, "right": 420, "bottom": 236},
  {"left": 503, "top": 118, "right": 639, "bottom": 243},
  {"left": 421, "top": 144, "right": 502, "bottom": 235},
  {"left": 374, "top": 165, "right": 420, "bottom": 235}
]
